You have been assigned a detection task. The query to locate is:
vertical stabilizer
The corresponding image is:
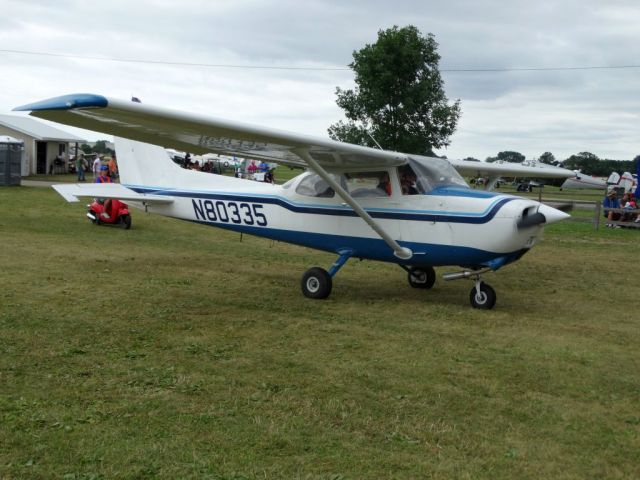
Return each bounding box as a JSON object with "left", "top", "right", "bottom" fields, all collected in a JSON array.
[{"left": 115, "top": 137, "right": 184, "bottom": 188}]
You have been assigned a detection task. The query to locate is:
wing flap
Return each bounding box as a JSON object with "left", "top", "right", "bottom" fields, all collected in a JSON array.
[{"left": 52, "top": 183, "right": 174, "bottom": 204}]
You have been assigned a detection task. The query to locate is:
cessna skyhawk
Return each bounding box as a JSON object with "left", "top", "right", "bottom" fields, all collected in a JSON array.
[{"left": 15, "top": 94, "right": 572, "bottom": 309}]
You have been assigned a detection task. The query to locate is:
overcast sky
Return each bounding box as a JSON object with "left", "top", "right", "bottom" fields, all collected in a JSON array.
[{"left": 1, "top": 0, "right": 639, "bottom": 161}]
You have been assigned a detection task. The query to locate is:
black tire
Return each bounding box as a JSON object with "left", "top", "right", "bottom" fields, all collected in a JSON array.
[
  {"left": 301, "top": 267, "right": 332, "bottom": 299},
  {"left": 121, "top": 214, "right": 132, "bottom": 230},
  {"left": 469, "top": 282, "right": 496, "bottom": 309},
  {"left": 408, "top": 266, "right": 436, "bottom": 289}
]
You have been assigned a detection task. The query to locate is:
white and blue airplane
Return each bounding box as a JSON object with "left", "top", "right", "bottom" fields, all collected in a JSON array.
[{"left": 15, "top": 94, "right": 573, "bottom": 309}]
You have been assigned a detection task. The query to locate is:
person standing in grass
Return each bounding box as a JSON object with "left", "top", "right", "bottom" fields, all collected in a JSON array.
[
  {"left": 75, "top": 154, "right": 86, "bottom": 182},
  {"left": 92, "top": 155, "right": 101, "bottom": 180},
  {"left": 108, "top": 154, "right": 118, "bottom": 180}
]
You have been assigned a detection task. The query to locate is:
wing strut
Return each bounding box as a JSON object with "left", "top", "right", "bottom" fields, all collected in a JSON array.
[{"left": 293, "top": 148, "right": 413, "bottom": 260}]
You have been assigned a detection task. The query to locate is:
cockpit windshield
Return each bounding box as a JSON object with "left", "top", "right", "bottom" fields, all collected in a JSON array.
[{"left": 407, "top": 155, "right": 468, "bottom": 193}]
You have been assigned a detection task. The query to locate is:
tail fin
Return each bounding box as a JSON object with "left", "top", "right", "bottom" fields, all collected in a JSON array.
[{"left": 115, "top": 137, "right": 185, "bottom": 187}]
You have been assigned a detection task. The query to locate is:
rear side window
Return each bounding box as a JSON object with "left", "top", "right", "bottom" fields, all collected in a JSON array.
[
  {"left": 295, "top": 173, "right": 337, "bottom": 198},
  {"left": 344, "top": 171, "right": 391, "bottom": 197}
]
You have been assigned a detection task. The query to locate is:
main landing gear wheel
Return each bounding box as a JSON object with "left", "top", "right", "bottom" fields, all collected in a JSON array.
[
  {"left": 301, "top": 267, "right": 332, "bottom": 299},
  {"left": 408, "top": 266, "right": 436, "bottom": 289},
  {"left": 469, "top": 282, "right": 496, "bottom": 310}
]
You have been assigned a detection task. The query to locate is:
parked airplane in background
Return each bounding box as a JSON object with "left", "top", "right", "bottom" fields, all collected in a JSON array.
[
  {"left": 15, "top": 93, "right": 573, "bottom": 309},
  {"left": 450, "top": 159, "right": 572, "bottom": 191},
  {"left": 607, "top": 171, "right": 637, "bottom": 193},
  {"left": 561, "top": 171, "right": 608, "bottom": 190},
  {"left": 561, "top": 170, "right": 637, "bottom": 192}
]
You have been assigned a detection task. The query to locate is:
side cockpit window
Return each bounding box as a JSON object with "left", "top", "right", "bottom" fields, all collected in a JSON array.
[
  {"left": 407, "top": 156, "right": 469, "bottom": 193},
  {"left": 398, "top": 165, "right": 421, "bottom": 195}
]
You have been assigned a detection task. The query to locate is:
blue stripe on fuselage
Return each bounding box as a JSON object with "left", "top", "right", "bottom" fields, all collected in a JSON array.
[
  {"left": 427, "top": 186, "right": 503, "bottom": 199},
  {"left": 128, "top": 185, "right": 515, "bottom": 224},
  {"left": 190, "top": 220, "right": 527, "bottom": 267}
]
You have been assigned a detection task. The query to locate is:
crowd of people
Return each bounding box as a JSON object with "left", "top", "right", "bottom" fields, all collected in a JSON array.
[
  {"left": 74, "top": 153, "right": 118, "bottom": 182},
  {"left": 181, "top": 155, "right": 276, "bottom": 183},
  {"left": 602, "top": 187, "right": 640, "bottom": 227},
  {"left": 181, "top": 154, "right": 224, "bottom": 174}
]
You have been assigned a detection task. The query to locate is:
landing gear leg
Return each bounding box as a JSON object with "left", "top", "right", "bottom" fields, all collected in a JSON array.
[
  {"left": 442, "top": 267, "right": 497, "bottom": 309},
  {"left": 301, "top": 250, "right": 352, "bottom": 300}
]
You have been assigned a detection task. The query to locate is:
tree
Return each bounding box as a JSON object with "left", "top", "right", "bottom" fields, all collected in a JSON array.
[
  {"left": 486, "top": 151, "right": 525, "bottom": 163},
  {"left": 538, "top": 152, "right": 555, "bottom": 164},
  {"left": 328, "top": 25, "right": 461, "bottom": 155},
  {"left": 562, "top": 152, "right": 600, "bottom": 174},
  {"left": 92, "top": 140, "right": 114, "bottom": 155}
]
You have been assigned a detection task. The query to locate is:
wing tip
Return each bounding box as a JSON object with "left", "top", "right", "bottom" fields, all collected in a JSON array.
[{"left": 13, "top": 93, "right": 108, "bottom": 112}]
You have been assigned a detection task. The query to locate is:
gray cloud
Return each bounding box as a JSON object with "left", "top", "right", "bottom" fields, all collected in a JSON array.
[{"left": 2, "top": 0, "right": 639, "bottom": 160}]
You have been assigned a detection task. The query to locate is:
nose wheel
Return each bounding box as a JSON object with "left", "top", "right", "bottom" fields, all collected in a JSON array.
[
  {"left": 469, "top": 281, "right": 496, "bottom": 309},
  {"left": 442, "top": 267, "right": 497, "bottom": 309}
]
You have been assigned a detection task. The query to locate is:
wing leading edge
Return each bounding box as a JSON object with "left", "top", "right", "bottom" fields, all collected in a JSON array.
[
  {"left": 14, "top": 93, "right": 406, "bottom": 170},
  {"left": 14, "top": 93, "right": 574, "bottom": 179}
]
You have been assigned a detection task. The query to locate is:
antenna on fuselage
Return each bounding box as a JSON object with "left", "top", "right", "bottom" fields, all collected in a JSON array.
[{"left": 366, "top": 132, "right": 383, "bottom": 150}]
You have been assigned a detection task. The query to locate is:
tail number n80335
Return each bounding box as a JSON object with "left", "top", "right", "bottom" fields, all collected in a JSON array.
[{"left": 192, "top": 199, "right": 267, "bottom": 226}]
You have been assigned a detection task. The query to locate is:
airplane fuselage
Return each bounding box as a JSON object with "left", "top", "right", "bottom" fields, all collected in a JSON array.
[{"left": 130, "top": 172, "right": 549, "bottom": 271}]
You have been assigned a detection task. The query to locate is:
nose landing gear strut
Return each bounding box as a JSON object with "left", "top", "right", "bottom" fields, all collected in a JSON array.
[{"left": 443, "top": 268, "right": 497, "bottom": 310}]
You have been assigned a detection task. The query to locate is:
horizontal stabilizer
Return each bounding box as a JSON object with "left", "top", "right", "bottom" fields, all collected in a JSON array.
[{"left": 52, "top": 183, "right": 174, "bottom": 204}]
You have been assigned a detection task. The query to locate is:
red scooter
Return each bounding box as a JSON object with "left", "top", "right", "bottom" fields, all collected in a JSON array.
[{"left": 87, "top": 198, "right": 132, "bottom": 229}]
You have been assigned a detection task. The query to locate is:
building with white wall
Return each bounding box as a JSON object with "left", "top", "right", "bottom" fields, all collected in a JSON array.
[{"left": 0, "top": 115, "right": 86, "bottom": 176}]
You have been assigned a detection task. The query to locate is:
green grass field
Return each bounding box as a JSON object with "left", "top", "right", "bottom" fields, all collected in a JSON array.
[{"left": 1, "top": 186, "right": 638, "bottom": 479}]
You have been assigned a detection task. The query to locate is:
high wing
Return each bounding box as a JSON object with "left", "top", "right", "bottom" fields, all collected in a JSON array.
[
  {"left": 52, "top": 183, "right": 174, "bottom": 204},
  {"left": 14, "top": 93, "right": 406, "bottom": 170},
  {"left": 14, "top": 93, "right": 573, "bottom": 179}
]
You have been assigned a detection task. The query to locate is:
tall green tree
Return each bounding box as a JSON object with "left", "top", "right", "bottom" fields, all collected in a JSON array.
[
  {"left": 538, "top": 152, "right": 556, "bottom": 164},
  {"left": 486, "top": 151, "right": 525, "bottom": 163},
  {"left": 328, "top": 25, "right": 461, "bottom": 155}
]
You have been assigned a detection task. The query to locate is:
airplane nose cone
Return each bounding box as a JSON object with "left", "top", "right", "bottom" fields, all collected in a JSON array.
[
  {"left": 516, "top": 202, "right": 571, "bottom": 230},
  {"left": 538, "top": 203, "right": 571, "bottom": 225}
]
